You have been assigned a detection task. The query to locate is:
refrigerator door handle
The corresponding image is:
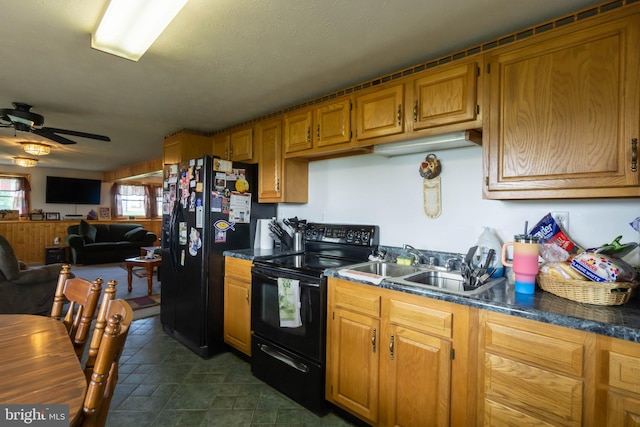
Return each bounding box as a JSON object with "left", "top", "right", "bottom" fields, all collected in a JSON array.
[{"left": 169, "top": 196, "right": 184, "bottom": 271}]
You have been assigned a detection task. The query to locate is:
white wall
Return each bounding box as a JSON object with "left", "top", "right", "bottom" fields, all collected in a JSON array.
[
  {"left": 2, "top": 164, "right": 110, "bottom": 217},
  {"left": 277, "top": 145, "right": 639, "bottom": 253}
]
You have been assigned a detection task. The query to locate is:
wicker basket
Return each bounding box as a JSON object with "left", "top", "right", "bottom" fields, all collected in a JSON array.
[{"left": 537, "top": 272, "right": 638, "bottom": 306}]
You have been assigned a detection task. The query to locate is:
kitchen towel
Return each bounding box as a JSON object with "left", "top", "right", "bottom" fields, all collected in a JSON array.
[
  {"left": 254, "top": 219, "right": 274, "bottom": 249},
  {"left": 277, "top": 277, "right": 302, "bottom": 328}
]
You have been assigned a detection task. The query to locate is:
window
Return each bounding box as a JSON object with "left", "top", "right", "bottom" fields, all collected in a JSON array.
[
  {"left": 111, "top": 183, "right": 161, "bottom": 218},
  {"left": 155, "top": 186, "right": 162, "bottom": 217},
  {"left": 0, "top": 175, "right": 31, "bottom": 215},
  {"left": 119, "top": 185, "right": 146, "bottom": 217}
]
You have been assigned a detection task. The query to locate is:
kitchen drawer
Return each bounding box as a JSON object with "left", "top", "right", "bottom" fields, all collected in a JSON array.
[
  {"left": 331, "top": 280, "right": 381, "bottom": 317},
  {"left": 483, "top": 315, "right": 585, "bottom": 377},
  {"left": 387, "top": 298, "right": 452, "bottom": 339},
  {"left": 224, "top": 257, "right": 252, "bottom": 282},
  {"left": 609, "top": 350, "right": 640, "bottom": 395},
  {"left": 484, "top": 353, "right": 583, "bottom": 425}
]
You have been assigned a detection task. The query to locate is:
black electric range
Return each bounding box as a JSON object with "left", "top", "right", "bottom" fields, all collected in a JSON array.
[{"left": 250, "top": 223, "right": 379, "bottom": 414}]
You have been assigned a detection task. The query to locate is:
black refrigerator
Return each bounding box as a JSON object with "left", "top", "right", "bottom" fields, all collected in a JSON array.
[{"left": 160, "top": 156, "right": 276, "bottom": 358}]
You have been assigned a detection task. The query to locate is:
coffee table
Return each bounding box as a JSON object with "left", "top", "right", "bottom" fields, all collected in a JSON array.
[{"left": 124, "top": 256, "right": 162, "bottom": 295}]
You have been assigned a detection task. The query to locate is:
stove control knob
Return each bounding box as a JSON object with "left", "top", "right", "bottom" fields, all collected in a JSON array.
[{"left": 346, "top": 230, "right": 354, "bottom": 241}]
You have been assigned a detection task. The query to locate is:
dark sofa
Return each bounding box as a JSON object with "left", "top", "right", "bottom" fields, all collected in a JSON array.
[{"left": 66, "top": 220, "right": 157, "bottom": 265}]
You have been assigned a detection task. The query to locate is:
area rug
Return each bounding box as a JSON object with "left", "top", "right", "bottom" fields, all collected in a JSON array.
[
  {"left": 125, "top": 294, "right": 161, "bottom": 320},
  {"left": 125, "top": 294, "right": 161, "bottom": 310}
]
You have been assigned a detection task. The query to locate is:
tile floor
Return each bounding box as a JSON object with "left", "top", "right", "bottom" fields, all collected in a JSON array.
[{"left": 105, "top": 315, "right": 360, "bottom": 426}]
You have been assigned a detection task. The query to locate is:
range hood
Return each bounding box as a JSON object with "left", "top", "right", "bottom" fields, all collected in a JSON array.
[{"left": 373, "top": 129, "right": 481, "bottom": 157}]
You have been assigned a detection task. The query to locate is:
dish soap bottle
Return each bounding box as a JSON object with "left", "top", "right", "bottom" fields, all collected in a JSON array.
[{"left": 475, "top": 227, "right": 504, "bottom": 278}]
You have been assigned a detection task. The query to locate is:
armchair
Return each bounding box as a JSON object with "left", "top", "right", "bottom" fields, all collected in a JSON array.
[{"left": 0, "top": 234, "right": 67, "bottom": 315}]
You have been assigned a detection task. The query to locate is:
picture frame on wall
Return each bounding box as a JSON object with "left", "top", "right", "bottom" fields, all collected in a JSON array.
[
  {"left": 45, "top": 212, "right": 61, "bottom": 220},
  {"left": 98, "top": 207, "right": 111, "bottom": 221},
  {"left": 29, "top": 213, "right": 45, "bottom": 221}
]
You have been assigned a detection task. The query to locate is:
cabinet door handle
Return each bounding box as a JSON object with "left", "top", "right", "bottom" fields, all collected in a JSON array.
[
  {"left": 245, "top": 289, "right": 250, "bottom": 304},
  {"left": 306, "top": 126, "right": 311, "bottom": 143},
  {"left": 632, "top": 138, "right": 638, "bottom": 172},
  {"left": 413, "top": 100, "right": 419, "bottom": 122},
  {"left": 397, "top": 104, "right": 402, "bottom": 126},
  {"left": 317, "top": 124, "right": 320, "bottom": 140},
  {"left": 389, "top": 334, "right": 395, "bottom": 360},
  {"left": 371, "top": 328, "right": 377, "bottom": 353}
]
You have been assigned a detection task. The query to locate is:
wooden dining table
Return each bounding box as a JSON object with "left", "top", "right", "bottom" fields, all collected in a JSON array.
[{"left": 0, "top": 314, "right": 87, "bottom": 425}]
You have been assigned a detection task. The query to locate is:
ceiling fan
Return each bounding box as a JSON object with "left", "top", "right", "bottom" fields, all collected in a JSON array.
[{"left": 0, "top": 102, "right": 110, "bottom": 145}]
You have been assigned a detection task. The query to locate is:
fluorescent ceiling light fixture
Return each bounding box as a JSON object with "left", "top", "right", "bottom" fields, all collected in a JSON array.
[
  {"left": 373, "top": 130, "right": 482, "bottom": 157},
  {"left": 92, "top": 0, "right": 189, "bottom": 61},
  {"left": 22, "top": 142, "right": 51, "bottom": 156},
  {"left": 13, "top": 157, "right": 38, "bottom": 168}
]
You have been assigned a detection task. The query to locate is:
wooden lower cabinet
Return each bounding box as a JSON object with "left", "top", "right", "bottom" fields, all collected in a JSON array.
[
  {"left": 477, "top": 310, "right": 596, "bottom": 427},
  {"left": 326, "top": 278, "right": 472, "bottom": 426},
  {"left": 599, "top": 336, "right": 640, "bottom": 427},
  {"left": 223, "top": 257, "right": 253, "bottom": 356}
]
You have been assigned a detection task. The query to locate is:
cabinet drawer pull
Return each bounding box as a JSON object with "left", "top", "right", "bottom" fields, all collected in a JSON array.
[
  {"left": 632, "top": 138, "right": 638, "bottom": 172},
  {"left": 372, "top": 328, "right": 377, "bottom": 353}
]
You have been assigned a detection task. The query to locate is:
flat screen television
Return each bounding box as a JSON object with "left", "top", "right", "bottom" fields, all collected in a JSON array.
[{"left": 46, "top": 176, "right": 102, "bottom": 205}]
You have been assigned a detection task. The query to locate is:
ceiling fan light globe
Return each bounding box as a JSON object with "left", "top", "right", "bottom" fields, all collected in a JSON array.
[
  {"left": 22, "top": 142, "right": 51, "bottom": 156},
  {"left": 13, "top": 157, "right": 38, "bottom": 168}
]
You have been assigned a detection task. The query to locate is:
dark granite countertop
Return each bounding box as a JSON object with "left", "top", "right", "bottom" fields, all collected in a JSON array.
[
  {"left": 223, "top": 250, "right": 640, "bottom": 343},
  {"left": 324, "top": 268, "right": 640, "bottom": 343}
]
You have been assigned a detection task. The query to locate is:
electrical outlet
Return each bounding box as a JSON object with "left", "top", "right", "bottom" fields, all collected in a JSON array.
[{"left": 551, "top": 211, "right": 569, "bottom": 231}]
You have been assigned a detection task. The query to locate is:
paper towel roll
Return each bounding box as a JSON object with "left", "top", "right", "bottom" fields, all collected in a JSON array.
[{"left": 254, "top": 219, "right": 274, "bottom": 249}]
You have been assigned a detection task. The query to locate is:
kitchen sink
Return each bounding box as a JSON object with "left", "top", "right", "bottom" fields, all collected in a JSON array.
[
  {"left": 340, "top": 261, "right": 423, "bottom": 277},
  {"left": 388, "top": 270, "right": 502, "bottom": 296},
  {"left": 339, "top": 261, "right": 502, "bottom": 296}
]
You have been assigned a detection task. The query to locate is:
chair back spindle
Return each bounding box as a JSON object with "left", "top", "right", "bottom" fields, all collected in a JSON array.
[
  {"left": 84, "top": 280, "right": 117, "bottom": 380},
  {"left": 81, "top": 299, "right": 133, "bottom": 427},
  {"left": 51, "top": 264, "right": 72, "bottom": 320}
]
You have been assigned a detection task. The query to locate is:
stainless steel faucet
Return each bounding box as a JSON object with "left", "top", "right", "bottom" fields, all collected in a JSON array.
[
  {"left": 402, "top": 244, "right": 423, "bottom": 265},
  {"left": 444, "top": 255, "right": 464, "bottom": 271}
]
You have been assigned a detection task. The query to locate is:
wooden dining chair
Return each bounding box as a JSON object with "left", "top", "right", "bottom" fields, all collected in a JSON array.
[
  {"left": 79, "top": 299, "right": 133, "bottom": 427},
  {"left": 84, "top": 280, "right": 117, "bottom": 380},
  {"left": 51, "top": 274, "right": 103, "bottom": 358}
]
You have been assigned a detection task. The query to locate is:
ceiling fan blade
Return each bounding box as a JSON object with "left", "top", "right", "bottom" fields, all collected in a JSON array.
[
  {"left": 31, "top": 128, "right": 77, "bottom": 145},
  {"left": 40, "top": 126, "right": 111, "bottom": 142}
]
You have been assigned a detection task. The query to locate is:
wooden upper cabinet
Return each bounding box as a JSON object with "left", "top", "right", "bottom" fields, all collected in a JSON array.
[
  {"left": 355, "top": 83, "right": 405, "bottom": 141},
  {"left": 411, "top": 59, "right": 480, "bottom": 131},
  {"left": 315, "top": 99, "right": 352, "bottom": 148},
  {"left": 284, "top": 109, "right": 313, "bottom": 153},
  {"left": 484, "top": 11, "right": 640, "bottom": 199},
  {"left": 162, "top": 131, "right": 212, "bottom": 165},
  {"left": 229, "top": 127, "right": 255, "bottom": 163},
  {"left": 257, "top": 118, "right": 309, "bottom": 203},
  {"left": 212, "top": 133, "right": 230, "bottom": 159},
  {"left": 212, "top": 127, "right": 256, "bottom": 163},
  {"left": 283, "top": 96, "right": 356, "bottom": 158}
]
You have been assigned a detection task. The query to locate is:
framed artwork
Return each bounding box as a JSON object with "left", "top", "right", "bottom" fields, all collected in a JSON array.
[
  {"left": 30, "top": 213, "right": 45, "bottom": 221},
  {"left": 98, "top": 207, "right": 111, "bottom": 220},
  {"left": 45, "top": 212, "right": 61, "bottom": 220}
]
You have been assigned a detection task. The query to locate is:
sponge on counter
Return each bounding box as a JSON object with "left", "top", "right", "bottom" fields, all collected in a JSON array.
[{"left": 396, "top": 256, "right": 413, "bottom": 266}]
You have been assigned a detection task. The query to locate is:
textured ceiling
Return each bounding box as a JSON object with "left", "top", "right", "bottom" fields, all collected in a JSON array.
[{"left": 0, "top": 0, "right": 604, "bottom": 172}]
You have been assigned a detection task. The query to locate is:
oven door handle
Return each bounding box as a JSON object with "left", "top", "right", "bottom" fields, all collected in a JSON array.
[
  {"left": 251, "top": 268, "right": 321, "bottom": 288},
  {"left": 258, "top": 343, "right": 310, "bottom": 373}
]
